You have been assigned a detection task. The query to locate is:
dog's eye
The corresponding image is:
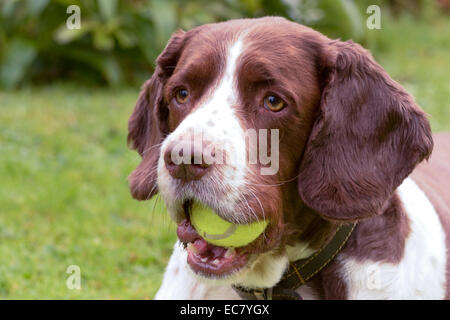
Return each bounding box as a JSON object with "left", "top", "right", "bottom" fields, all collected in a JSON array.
[
  {"left": 263, "top": 95, "right": 285, "bottom": 112},
  {"left": 176, "top": 88, "right": 189, "bottom": 104}
]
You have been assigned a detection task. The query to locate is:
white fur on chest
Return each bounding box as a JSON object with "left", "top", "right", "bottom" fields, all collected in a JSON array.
[
  {"left": 154, "top": 242, "right": 241, "bottom": 300},
  {"left": 340, "top": 177, "right": 447, "bottom": 299},
  {"left": 154, "top": 241, "right": 320, "bottom": 300}
]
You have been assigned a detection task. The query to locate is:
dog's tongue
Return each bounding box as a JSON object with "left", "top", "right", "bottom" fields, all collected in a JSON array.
[
  {"left": 177, "top": 219, "right": 227, "bottom": 256},
  {"left": 177, "top": 219, "right": 199, "bottom": 243},
  {"left": 191, "top": 238, "right": 228, "bottom": 257},
  {"left": 176, "top": 219, "right": 248, "bottom": 277}
]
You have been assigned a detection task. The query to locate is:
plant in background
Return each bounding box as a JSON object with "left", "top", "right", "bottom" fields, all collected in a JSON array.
[{"left": 0, "top": 0, "right": 438, "bottom": 89}]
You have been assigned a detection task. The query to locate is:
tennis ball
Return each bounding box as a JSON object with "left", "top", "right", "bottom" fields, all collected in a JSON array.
[{"left": 190, "top": 203, "right": 268, "bottom": 248}]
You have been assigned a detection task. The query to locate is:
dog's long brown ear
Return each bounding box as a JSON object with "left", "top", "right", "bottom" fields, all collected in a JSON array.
[
  {"left": 128, "top": 29, "right": 185, "bottom": 200},
  {"left": 298, "top": 40, "right": 433, "bottom": 221}
]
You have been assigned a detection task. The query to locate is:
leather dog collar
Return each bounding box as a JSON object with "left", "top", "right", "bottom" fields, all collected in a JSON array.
[{"left": 232, "top": 222, "right": 357, "bottom": 300}]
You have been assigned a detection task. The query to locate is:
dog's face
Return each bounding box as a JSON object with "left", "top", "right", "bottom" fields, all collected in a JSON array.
[{"left": 128, "top": 17, "right": 432, "bottom": 285}]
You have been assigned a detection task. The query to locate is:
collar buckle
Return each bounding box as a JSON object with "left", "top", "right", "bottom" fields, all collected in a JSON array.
[{"left": 253, "top": 288, "right": 273, "bottom": 300}]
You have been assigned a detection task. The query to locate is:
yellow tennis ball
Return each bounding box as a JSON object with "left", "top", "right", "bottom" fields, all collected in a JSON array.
[{"left": 190, "top": 203, "right": 268, "bottom": 248}]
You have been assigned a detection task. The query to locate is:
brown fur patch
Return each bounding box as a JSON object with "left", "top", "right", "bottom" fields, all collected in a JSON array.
[{"left": 412, "top": 133, "right": 450, "bottom": 299}]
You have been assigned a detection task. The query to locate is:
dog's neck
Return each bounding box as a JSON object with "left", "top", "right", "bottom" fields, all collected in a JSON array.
[
  {"left": 287, "top": 202, "right": 339, "bottom": 252},
  {"left": 233, "top": 204, "right": 339, "bottom": 289}
]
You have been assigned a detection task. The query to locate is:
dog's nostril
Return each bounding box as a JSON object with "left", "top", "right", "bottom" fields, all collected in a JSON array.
[
  {"left": 163, "top": 146, "right": 176, "bottom": 166},
  {"left": 192, "top": 162, "right": 210, "bottom": 170},
  {"left": 164, "top": 140, "right": 213, "bottom": 181}
]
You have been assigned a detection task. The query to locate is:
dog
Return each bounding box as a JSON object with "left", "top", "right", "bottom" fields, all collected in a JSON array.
[{"left": 127, "top": 17, "right": 449, "bottom": 299}]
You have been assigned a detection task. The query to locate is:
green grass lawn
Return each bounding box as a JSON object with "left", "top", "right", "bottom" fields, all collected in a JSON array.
[
  {"left": 0, "top": 87, "right": 176, "bottom": 299},
  {"left": 0, "top": 16, "right": 449, "bottom": 299},
  {"left": 369, "top": 15, "right": 450, "bottom": 132}
]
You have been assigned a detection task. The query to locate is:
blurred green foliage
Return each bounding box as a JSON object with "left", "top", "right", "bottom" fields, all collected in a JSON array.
[{"left": 0, "top": 0, "right": 437, "bottom": 89}]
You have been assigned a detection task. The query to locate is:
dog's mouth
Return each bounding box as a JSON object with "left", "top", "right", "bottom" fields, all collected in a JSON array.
[{"left": 176, "top": 201, "right": 249, "bottom": 278}]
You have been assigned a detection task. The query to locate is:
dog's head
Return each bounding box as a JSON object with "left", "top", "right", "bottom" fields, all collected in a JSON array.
[{"left": 127, "top": 17, "right": 432, "bottom": 286}]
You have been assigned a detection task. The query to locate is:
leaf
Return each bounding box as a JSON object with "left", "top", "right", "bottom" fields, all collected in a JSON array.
[
  {"left": 262, "top": 0, "right": 290, "bottom": 16},
  {"left": 97, "top": 0, "right": 117, "bottom": 21},
  {"left": 133, "top": 17, "right": 159, "bottom": 65},
  {"left": 315, "top": 0, "right": 366, "bottom": 41},
  {"left": 148, "top": 0, "right": 177, "bottom": 50},
  {"left": 55, "top": 47, "right": 123, "bottom": 85},
  {"left": 115, "top": 29, "right": 137, "bottom": 48},
  {"left": 0, "top": 38, "right": 36, "bottom": 89},
  {"left": 93, "top": 29, "right": 115, "bottom": 51},
  {"left": 53, "top": 22, "right": 93, "bottom": 44},
  {"left": 25, "top": 0, "right": 50, "bottom": 16},
  {"left": 1, "top": 0, "right": 18, "bottom": 19},
  {"left": 341, "top": 0, "right": 365, "bottom": 40},
  {"left": 100, "top": 56, "right": 122, "bottom": 86}
]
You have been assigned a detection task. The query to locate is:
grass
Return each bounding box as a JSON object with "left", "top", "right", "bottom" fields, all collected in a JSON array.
[
  {"left": 368, "top": 15, "right": 450, "bottom": 132},
  {"left": 0, "top": 86, "right": 176, "bottom": 299},
  {"left": 0, "top": 15, "right": 449, "bottom": 299}
]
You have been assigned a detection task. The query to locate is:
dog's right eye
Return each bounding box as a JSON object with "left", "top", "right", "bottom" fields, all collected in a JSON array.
[
  {"left": 175, "top": 88, "right": 189, "bottom": 104},
  {"left": 263, "top": 94, "right": 285, "bottom": 112}
]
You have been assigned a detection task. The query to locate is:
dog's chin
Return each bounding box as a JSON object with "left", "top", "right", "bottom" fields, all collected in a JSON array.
[
  {"left": 185, "top": 244, "right": 255, "bottom": 284},
  {"left": 183, "top": 244, "right": 289, "bottom": 289},
  {"left": 176, "top": 211, "right": 288, "bottom": 288},
  {"left": 176, "top": 216, "right": 255, "bottom": 281}
]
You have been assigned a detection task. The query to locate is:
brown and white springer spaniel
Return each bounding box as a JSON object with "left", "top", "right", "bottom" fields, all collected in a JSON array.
[{"left": 127, "top": 17, "right": 450, "bottom": 299}]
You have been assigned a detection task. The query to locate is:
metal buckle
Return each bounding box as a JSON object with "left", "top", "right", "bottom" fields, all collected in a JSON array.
[
  {"left": 253, "top": 288, "right": 273, "bottom": 300},
  {"left": 253, "top": 289, "right": 265, "bottom": 300}
]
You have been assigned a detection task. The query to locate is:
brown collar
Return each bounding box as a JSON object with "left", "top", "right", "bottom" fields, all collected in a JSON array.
[{"left": 232, "top": 222, "right": 357, "bottom": 300}]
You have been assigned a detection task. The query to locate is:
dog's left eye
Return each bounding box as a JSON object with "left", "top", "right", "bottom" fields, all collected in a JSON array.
[
  {"left": 176, "top": 88, "right": 189, "bottom": 104},
  {"left": 263, "top": 95, "right": 285, "bottom": 112}
]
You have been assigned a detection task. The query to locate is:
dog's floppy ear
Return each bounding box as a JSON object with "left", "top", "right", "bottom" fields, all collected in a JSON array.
[
  {"left": 298, "top": 40, "right": 433, "bottom": 221},
  {"left": 127, "top": 29, "right": 185, "bottom": 200}
]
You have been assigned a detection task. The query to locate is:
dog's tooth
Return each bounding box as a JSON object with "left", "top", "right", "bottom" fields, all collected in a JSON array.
[
  {"left": 200, "top": 257, "right": 208, "bottom": 263},
  {"left": 212, "top": 259, "right": 220, "bottom": 266},
  {"left": 224, "top": 248, "right": 235, "bottom": 258},
  {"left": 187, "top": 243, "right": 198, "bottom": 254}
]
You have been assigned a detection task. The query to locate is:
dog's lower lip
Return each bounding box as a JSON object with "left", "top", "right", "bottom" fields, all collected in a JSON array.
[
  {"left": 177, "top": 218, "right": 249, "bottom": 277},
  {"left": 186, "top": 239, "right": 248, "bottom": 277}
]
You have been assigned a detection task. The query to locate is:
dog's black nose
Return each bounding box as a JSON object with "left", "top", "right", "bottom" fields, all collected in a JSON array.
[{"left": 164, "top": 140, "right": 213, "bottom": 181}]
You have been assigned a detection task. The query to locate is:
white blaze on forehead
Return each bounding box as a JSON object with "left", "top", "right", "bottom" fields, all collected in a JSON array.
[
  {"left": 216, "top": 39, "right": 243, "bottom": 103},
  {"left": 192, "top": 39, "right": 247, "bottom": 168},
  {"left": 172, "top": 38, "right": 244, "bottom": 134}
]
